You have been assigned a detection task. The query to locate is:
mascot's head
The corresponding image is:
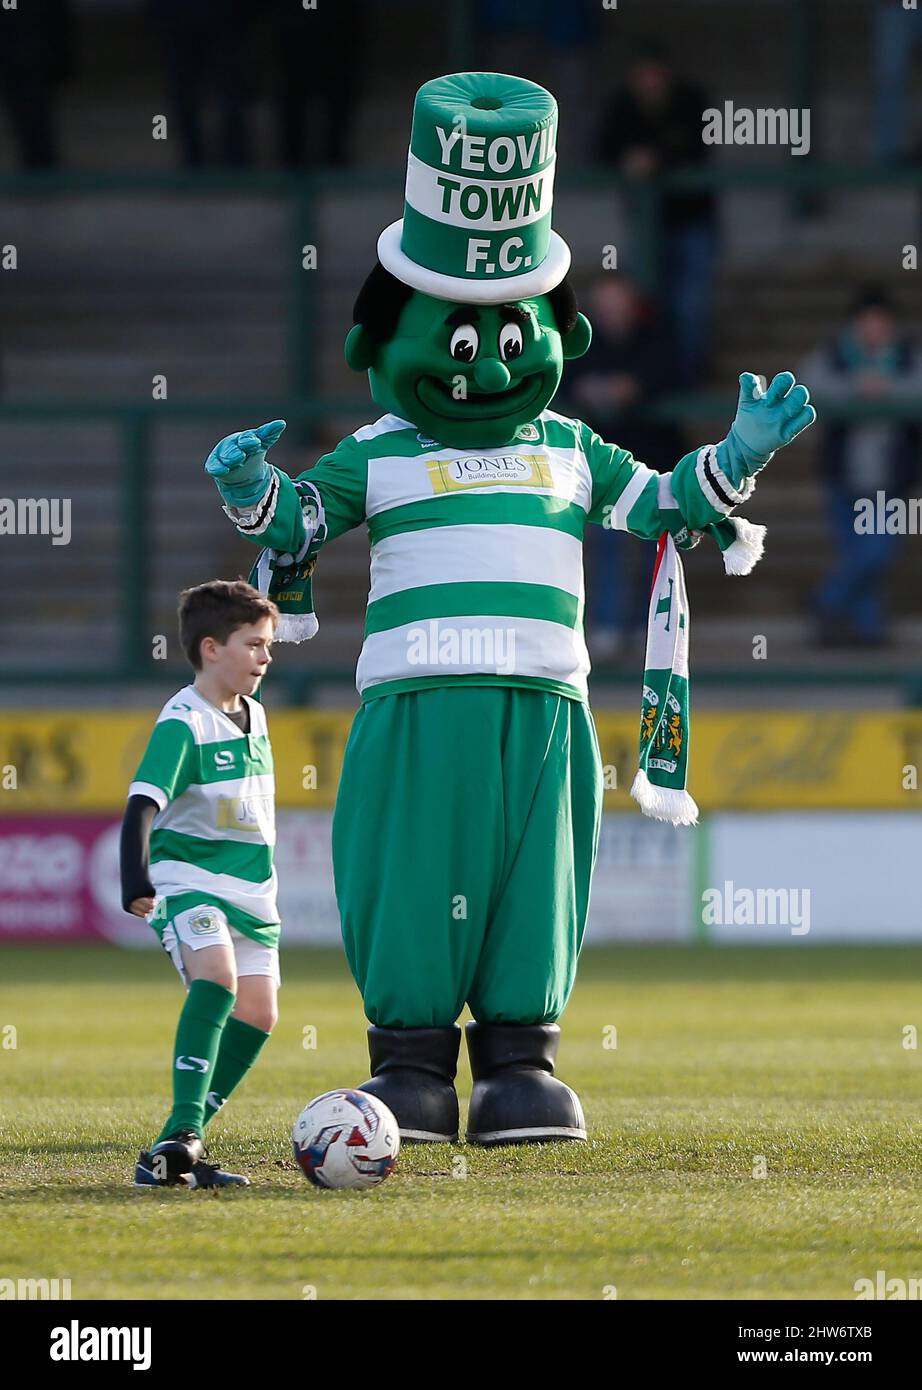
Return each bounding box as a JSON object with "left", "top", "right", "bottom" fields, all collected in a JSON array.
[{"left": 344, "top": 71, "right": 591, "bottom": 448}]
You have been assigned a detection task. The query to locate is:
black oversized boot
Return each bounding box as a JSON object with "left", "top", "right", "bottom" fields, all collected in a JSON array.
[
  {"left": 358, "top": 1025, "right": 461, "bottom": 1143},
  {"left": 466, "top": 1022, "right": 586, "bottom": 1145}
]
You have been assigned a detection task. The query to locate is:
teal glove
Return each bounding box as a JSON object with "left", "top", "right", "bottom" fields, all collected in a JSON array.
[
  {"left": 205, "top": 419, "right": 287, "bottom": 509},
  {"left": 716, "top": 372, "right": 815, "bottom": 488}
]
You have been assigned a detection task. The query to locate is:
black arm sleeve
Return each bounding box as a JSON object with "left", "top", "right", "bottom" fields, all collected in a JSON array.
[{"left": 120, "top": 794, "right": 159, "bottom": 911}]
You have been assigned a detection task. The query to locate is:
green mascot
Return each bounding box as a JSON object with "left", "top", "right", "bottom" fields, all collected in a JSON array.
[{"left": 205, "top": 73, "right": 814, "bottom": 1144}]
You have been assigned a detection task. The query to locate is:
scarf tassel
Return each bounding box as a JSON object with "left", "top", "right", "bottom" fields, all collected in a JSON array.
[
  {"left": 275, "top": 612, "right": 319, "bottom": 643},
  {"left": 630, "top": 769, "right": 699, "bottom": 827},
  {"left": 721, "top": 517, "right": 766, "bottom": 576}
]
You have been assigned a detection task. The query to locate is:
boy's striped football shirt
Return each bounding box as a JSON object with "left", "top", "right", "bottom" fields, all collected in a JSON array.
[
  {"left": 224, "top": 408, "right": 751, "bottom": 703},
  {"left": 129, "top": 684, "right": 279, "bottom": 947}
]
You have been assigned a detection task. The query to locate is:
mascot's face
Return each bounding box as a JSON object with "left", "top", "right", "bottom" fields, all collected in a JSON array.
[{"left": 347, "top": 289, "right": 591, "bottom": 449}]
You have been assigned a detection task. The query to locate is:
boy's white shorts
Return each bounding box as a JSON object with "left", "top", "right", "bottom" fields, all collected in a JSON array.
[{"left": 160, "top": 902, "right": 280, "bottom": 988}]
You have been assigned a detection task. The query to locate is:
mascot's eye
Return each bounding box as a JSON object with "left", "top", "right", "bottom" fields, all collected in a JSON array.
[
  {"left": 499, "top": 323, "right": 524, "bottom": 361},
  {"left": 449, "top": 324, "right": 479, "bottom": 362}
]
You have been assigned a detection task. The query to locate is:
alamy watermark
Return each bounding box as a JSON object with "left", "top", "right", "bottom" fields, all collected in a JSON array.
[
  {"left": 406, "top": 621, "right": 517, "bottom": 674},
  {"left": 50, "top": 1320, "right": 151, "bottom": 1370},
  {"left": 0, "top": 497, "right": 71, "bottom": 545},
  {"left": 853, "top": 491, "right": 922, "bottom": 535},
  {"left": 854, "top": 1270, "right": 922, "bottom": 1299},
  {"left": 701, "top": 880, "right": 811, "bottom": 935},
  {"left": 0, "top": 1275, "right": 72, "bottom": 1299},
  {"left": 702, "top": 102, "right": 810, "bottom": 156}
]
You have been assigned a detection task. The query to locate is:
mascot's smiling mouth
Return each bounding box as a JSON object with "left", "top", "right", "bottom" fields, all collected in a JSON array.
[{"left": 416, "top": 373, "right": 545, "bottom": 421}]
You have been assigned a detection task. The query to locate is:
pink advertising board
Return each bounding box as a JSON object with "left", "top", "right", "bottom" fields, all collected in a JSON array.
[{"left": 0, "top": 816, "right": 142, "bottom": 945}]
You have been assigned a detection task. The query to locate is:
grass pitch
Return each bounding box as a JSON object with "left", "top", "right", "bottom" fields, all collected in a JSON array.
[{"left": 1, "top": 944, "right": 920, "bottom": 1301}]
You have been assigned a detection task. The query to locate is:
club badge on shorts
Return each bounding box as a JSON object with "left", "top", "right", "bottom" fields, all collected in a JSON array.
[{"left": 188, "top": 908, "right": 221, "bottom": 936}]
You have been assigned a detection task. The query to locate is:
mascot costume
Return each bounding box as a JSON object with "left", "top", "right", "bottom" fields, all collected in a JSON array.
[{"left": 204, "top": 73, "right": 815, "bottom": 1145}]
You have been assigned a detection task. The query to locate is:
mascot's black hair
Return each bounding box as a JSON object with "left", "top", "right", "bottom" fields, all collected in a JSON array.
[{"left": 353, "top": 261, "right": 580, "bottom": 346}]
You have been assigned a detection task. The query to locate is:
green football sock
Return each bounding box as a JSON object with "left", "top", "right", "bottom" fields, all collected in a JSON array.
[
  {"left": 203, "top": 1015, "right": 271, "bottom": 1128},
  {"left": 155, "top": 979, "right": 235, "bottom": 1144}
]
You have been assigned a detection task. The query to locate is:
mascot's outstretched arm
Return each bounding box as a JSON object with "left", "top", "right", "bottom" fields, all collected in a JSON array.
[
  {"left": 205, "top": 418, "right": 367, "bottom": 558},
  {"left": 718, "top": 370, "right": 815, "bottom": 482},
  {"left": 584, "top": 369, "right": 815, "bottom": 570},
  {"left": 203, "top": 370, "right": 814, "bottom": 564}
]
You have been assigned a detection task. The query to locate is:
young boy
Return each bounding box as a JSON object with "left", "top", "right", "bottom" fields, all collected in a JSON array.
[{"left": 120, "top": 579, "right": 280, "bottom": 1188}]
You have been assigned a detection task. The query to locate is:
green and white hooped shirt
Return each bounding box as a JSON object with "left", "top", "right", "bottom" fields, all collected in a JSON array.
[
  {"left": 129, "top": 685, "right": 279, "bottom": 947},
  {"left": 226, "top": 409, "right": 751, "bottom": 704}
]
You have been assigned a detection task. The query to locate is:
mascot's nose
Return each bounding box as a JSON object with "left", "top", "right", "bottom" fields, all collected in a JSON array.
[{"left": 473, "top": 358, "right": 512, "bottom": 393}]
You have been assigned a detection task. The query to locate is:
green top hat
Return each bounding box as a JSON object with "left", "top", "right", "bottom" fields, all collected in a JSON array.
[{"left": 377, "top": 71, "right": 571, "bottom": 305}]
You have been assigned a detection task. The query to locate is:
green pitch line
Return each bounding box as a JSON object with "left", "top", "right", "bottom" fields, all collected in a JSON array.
[{"left": 1, "top": 945, "right": 921, "bottom": 1301}]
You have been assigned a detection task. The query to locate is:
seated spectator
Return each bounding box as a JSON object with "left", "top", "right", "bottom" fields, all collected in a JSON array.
[
  {"left": 561, "top": 272, "right": 682, "bottom": 661},
  {"left": 799, "top": 287, "right": 922, "bottom": 647}
]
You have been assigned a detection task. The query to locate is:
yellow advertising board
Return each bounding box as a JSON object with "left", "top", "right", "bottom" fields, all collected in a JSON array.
[
  {"left": 0, "top": 707, "right": 920, "bottom": 812},
  {"left": 594, "top": 709, "right": 922, "bottom": 810}
]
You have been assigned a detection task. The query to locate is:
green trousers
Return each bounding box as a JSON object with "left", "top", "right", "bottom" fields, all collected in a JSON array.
[{"left": 331, "top": 686, "right": 603, "bottom": 1028}]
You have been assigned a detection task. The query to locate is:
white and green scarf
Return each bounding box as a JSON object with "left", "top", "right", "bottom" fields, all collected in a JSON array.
[{"left": 631, "top": 515, "right": 765, "bottom": 827}]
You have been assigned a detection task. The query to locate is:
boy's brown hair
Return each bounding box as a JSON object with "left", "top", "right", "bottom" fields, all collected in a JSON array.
[{"left": 178, "top": 579, "right": 279, "bottom": 670}]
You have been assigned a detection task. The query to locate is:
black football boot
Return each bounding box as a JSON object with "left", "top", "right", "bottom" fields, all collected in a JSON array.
[
  {"left": 466, "top": 1022, "right": 586, "bottom": 1145},
  {"left": 358, "top": 1025, "right": 461, "bottom": 1142},
  {"left": 134, "top": 1129, "right": 204, "bottom": 1187}
]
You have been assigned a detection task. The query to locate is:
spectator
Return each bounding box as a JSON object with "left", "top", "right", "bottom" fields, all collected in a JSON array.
[
  {"left": 799, "top": 287, "right": 922, "bottom": 647},
  {"left": 596, "top": 43, "right": 718, "bottom": 387},
  {"left": 266, "top": 0, "right": 367, "bottom": 168},
  {"left": 873, "top": 0, "right": 922, "bottom": 165},
  {"left": 146, "top": 0, "right": 252, "bottom": 169},
  {"left": 562, "top": 272, "right": 683, "bottom": 660},
  {"left": 0, "top": 0, "right": 73, "bottom": 169}
]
